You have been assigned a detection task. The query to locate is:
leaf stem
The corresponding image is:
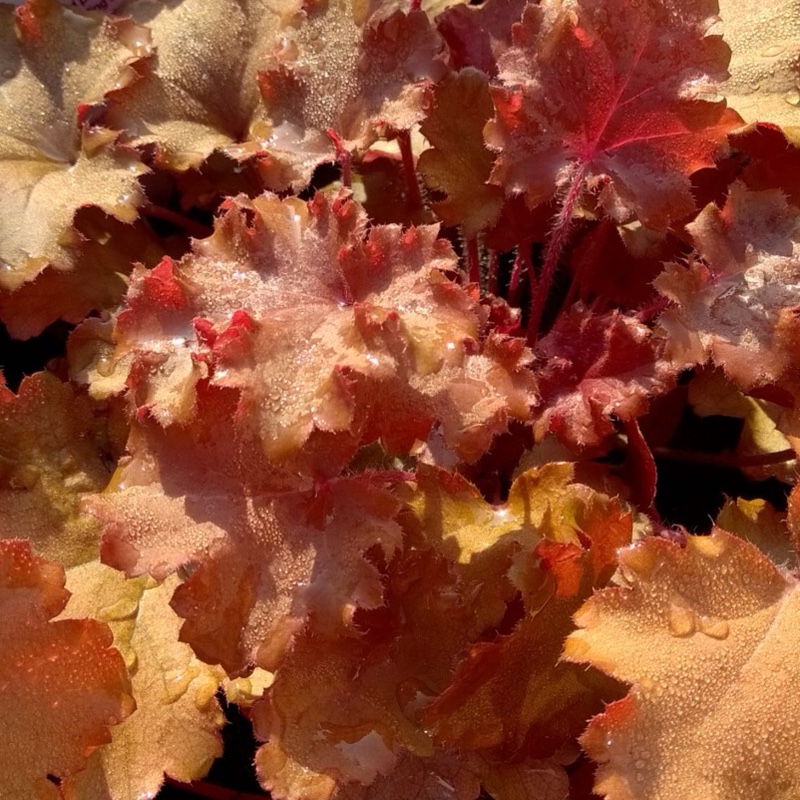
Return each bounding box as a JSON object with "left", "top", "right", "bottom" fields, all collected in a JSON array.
[
  {"left": 142, "top": 202, "right": 213, "bottom": 240},
  {"left": 653, "top": 447, "right": 797, "bottom": 469},
  {"left": 397, "top": 129, "right": 423, "bottom": 215},
  {"left": 509, "top": 244, "right": 535, "bottom": 309},
  {"left": 528, "top": 163, "right": 587, "bottom": 345},
  {"left": 326, "top": 129, "right": 351, "bottom": 188},
  {"left": 487, "top": 249, "right": 499, "bottom": 295},
  {"left": 465, "top": 235, "right": 480, "bottom": 286}
]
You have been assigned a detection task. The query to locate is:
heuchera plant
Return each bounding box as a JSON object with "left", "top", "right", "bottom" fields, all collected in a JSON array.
[{"left": 2, "top": 0, "right": 800, "bottom": 797}]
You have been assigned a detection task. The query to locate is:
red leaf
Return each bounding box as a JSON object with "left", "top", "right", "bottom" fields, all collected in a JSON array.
[
  {"left": 534, "top": 309, "right": 677, "bottom": 449},
  {"left": 486, "top": 0, "right": 742, "bottom": 229}
]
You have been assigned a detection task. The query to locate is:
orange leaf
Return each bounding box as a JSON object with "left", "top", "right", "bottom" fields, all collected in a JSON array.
[
  {"left": 85, "top": 388, "right": 402, "bottom": 675},
  {"left": 565, "top": 530, "right": 800, "bottom": 800},
  {"left": 96, "top": 191, "right": 534, "bottom": 467},
  {"left": 417, "top": 69, "right": 505, "bottom": 235},
  {"left": 257, "top": 1, "right": 447, "bottom": 186},
  {"left": 58, "top": 566, "right": 224, "bottom": 800},
  {"left": 0, "top": 539, "right": 133, "bottom": 799},
  {"left": 0, "top": 372, "right": 112, "bottom": 568},
  {"left": 424, "top": 520, "right": 629, "bottom": 759},
  {"left": 102, "top": 0, "right": 292, "bottom": 173}
]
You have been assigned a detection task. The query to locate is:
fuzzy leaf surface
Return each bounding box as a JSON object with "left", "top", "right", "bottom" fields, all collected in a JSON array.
[
  {"left": 0, "top": 372, "right": 112, "bottom": 567},
  {"left": 565, "top": 530, "right": 800, "bottom": 800},
  {"left": 103, "top": 0, "right": 292, "bottom": 173},
  {"left": 0, "top": 539, "right": 133, "bottom": 799},
  {"left": 718, "top": 0, "right": 800, "bottom": 140},
  {"left": 58, "top": 565, "right": 224, "bottom": 800},
  {"left": 102, "top": 192, "right": 535, "bottom": 466},
  {"left": 0, "top": 0, "right": 148, "bottom": 292},
  {"left": 85, "top": 388, "right": 403, "bottom": 674},
  {"left": 257, "top": 0, "right": 447, "bottom": 186},
  {"left": 486, "top": 0, "right": 741, "bottom": 228},
  {"left": 657, "top": 182, "right": 800, "bottom": 396},
  {"left": 252, "top": 546, "right": 472, "bottom": 800},
  {"left": 533, "top": 309, "right": 676, "bottom": 449}
]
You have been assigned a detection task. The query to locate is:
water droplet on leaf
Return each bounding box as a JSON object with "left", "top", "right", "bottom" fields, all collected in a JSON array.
[{"left": 668, "top": 602, "right": 696, "bottom": 637}]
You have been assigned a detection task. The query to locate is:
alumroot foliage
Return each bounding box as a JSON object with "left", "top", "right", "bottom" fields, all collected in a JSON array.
[{"left": 1, "top": 0, "right": 799, "bottom": 798}]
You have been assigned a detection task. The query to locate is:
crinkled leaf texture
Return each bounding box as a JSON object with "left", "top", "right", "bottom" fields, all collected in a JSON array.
[
  {"left": 256, "top": 0, "right": 447, "bottom": 186},
  {"left": 533, "top": 309, "right": 677, "bottom": 449},
  {"left": 97, "top": 190, "right": 535, "bottom": 468},
  {"left": 0, "top": 539, "right": 134, "bottom": 799},
  {"left": 566, "top": 530, "right": 800, "bottom": 800},
  {"left": 102, "top": 0, "right": 294, "bottom": 173},
  {"left": 657, "top": 181, "right": 800, "bottom": 397},
  {"left": 85, "top": 388, "right": 403, "bottom": 675},
  {"left": 251, "top": 464, "right": 631, "bottom": 799},
  {"left": 486, "top": 0, "right": 741, "bottom": 228},
  {"left": 58, "top": 564, "right": 224, "bottom": 800},
  {"left": 0, "top": 0, "right": 148, "bottom": 291},
  {"left": 0, "top": 372, "right": 111, "bottom": 567}
]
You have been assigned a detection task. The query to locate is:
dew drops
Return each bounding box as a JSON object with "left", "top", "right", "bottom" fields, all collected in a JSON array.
[
  {"left": 783, "top": 89, "right": 800, "bottom": 106},
  {"left": 163, "top": 668, "right": 195, "bottom": 704},
  {"left": 668, "top": 602, "right": 696, "bottom": 637},
  {"left": 760, "top": 44, "right": 786, "bottom": 58},
  {"left": 698, "top": 615, "right": 729, "bottom": 640}
]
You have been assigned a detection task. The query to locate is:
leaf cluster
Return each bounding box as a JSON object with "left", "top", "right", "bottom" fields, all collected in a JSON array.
[{"left": 1, "top": 0, "right": 800, "bottom": 799}]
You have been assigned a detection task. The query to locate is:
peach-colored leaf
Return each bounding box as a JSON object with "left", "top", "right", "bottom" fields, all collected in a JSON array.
[
  {"left": 0, "top": 539, "right": 133, "bottom": 799},
  {"left": 97, "top": 191, "right": 535, "bottom": 467},
  {"left": 657, "top": 181, "right": 800, "bottom": 395},
  {"left": 85, "top": 389, "right": 402, "bottom": 675},
  {"left": 102, "top": 0, "right": 294, "bottom": 174},
  {"left": 417, "top": 68, "right": 505, "bottom": 235},
  {"left": 0, "top": 213, "right": 166, "bottom": 340},
  {"left": 423, "top": 504, "right": 630, "bottom": 760},
  {"left": 252, "top": 546, "right": 471, "bottom": 799},
  {"left": 0, "top": 372, "right": 112, "bottom": 568},
  {"left": 716, "top": 496, "right": 796, "bottom": 569},
  {"left": 718, "top": 0, "right": 800, "bottom": 141},
  {"left": 256, "top": 0, "right": 447, "bottom": 187},
  {"left": 565, "top": 529, "right": 800, "bottom": 800},
  {"left": 0, "top": 0, "right": 149, "bottom": 293},
  {"left": 58, "top": 565, "right": 224, "bottom": 800}
]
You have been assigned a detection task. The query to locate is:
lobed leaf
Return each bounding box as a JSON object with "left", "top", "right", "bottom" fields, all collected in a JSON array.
[
  {"left": 0, "top": 539, "right": 133, "bottom": 799},
  {"left": 566, "top": 530, "right": 800, "bottom": 800},
  {"left": 256, "top": 0, "right": 447, "bottom": 186},
  {"left": 657, "top": 181, "right": 800, "bottom": 397},
  {"left": 96, "top": 191, "right": 535, "bottom": 467},
  {"left": 533, "top": 309, "right": 677, "bottom": 449},
  {"left": 486, "top": 0, "right": 741, "bottom": 229},
  {"left": 58, "top": 565, "right": 224, "bottom": 800},
  {"left": 103, "top": 0, "right": 293, "bottom": 173},
  {"left": 85, "top": 387, "right": 403, "bottom": 674},
  {"left": 0, "top": 0, "right": 149, "bottom": 293}
]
